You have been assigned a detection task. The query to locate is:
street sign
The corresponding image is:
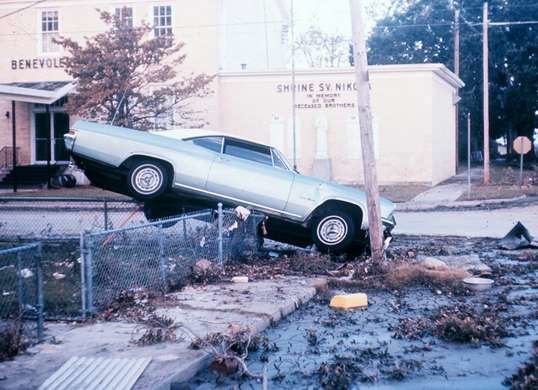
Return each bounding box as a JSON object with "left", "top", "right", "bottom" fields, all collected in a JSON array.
[
  {"left": 513, "top": 136, "right": 531, "bottom": 187},
  {"left": 513, "top": 136, "right": 531, "bottom": 155}
]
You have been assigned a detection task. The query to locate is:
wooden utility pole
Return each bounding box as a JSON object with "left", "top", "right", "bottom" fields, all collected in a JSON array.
[
  {"left": 454, "top": 2, "right": 460, "bottom": 171},
  {"left": 349, "top": 0, "right": 384, "bottom": 262},
  {"left": 290, "top": 0, "right": 297, "bottom": 170},
  {"left": 483, "top": 1, "right": 490, "bottom": 183}
]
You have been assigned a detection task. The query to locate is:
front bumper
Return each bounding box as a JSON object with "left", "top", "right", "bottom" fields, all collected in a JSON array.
[{"left": 382, "top": 214, "right": 396, "bottom": 234}]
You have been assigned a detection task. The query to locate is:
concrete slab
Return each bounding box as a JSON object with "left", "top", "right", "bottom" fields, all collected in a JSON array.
[
  {"left": 411, "top": 183, "right": 466, "bottom": 204},
  {"left": 0, "top": 277, "right": 326, "bottom": 390}
]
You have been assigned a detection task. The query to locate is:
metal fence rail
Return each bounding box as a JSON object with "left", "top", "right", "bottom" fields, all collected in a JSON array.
[
  {"left": 0, "top": 243, "right": 44, "bottom": 343},
  {"left": 0, "top": 196, "right": 141, "bottom": 239}
]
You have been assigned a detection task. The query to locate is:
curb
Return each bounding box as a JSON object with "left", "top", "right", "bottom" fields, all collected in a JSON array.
[{"left": 396, "top": 195, "right": 534, "bottom": 212}]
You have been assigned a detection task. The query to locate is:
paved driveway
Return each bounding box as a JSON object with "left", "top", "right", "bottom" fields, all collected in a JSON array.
[{"left": 395, "top": 205, "right": 538, "bottom": 238}]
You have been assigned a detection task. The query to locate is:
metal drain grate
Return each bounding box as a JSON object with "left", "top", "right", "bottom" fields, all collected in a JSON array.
[{"left": 39, "top": 356, "right": 152, "bottom": 390}]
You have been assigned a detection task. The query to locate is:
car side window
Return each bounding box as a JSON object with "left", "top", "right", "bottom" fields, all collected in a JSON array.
[
  {"left": 187, "top": 137, "right": 223, "bottom": 153},
  {"left": 224, "top": 139, "right": 273, "bottom": 166}
]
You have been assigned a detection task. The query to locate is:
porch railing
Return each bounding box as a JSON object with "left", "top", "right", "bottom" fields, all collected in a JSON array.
[{"left": 0, "top": 146, "right": 20, "bottom": 169}]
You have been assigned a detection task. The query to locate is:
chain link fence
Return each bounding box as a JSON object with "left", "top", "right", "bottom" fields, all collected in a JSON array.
[
  {"left": 0, "top": 197, "right": 264, "bottom": 319},
  {"left": 80, "top": 206, "right": 258, "bottom": 314},
  {"left": 0, "top": 243, "right": 44, "bottom": 345}
]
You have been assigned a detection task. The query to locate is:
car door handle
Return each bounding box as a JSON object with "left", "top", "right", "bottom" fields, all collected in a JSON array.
[{"left": 217, "top": 156, "right": 230, "bottom": 162}]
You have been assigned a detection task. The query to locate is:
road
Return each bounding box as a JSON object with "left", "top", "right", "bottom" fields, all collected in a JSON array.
[
  {"left": 2, "top": 201, "right": 538, "bottom": 240},
  {"left": 395, "top": 204, "right": 538, "bottom": 238}
]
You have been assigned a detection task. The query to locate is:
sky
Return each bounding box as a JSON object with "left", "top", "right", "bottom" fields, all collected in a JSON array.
[{"left": 295, "top": 0, "right": 395, "bottom": 37}]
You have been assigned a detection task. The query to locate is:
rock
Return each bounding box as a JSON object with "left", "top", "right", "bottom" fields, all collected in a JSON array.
[
  {"left": 194, "top": 259, "right": 213, "bottom": 272},
  {"left": 231, "top": 276, "right": 248, "bottom": 283},
  {"left": 437, "top": 255, "right": 492, "bottom": 274},
  {"left": 417, "top": 254, "right": 491, "bottom": 274},
  {"left": 420, "top": 257, "right": 448, "bottom": 270}
]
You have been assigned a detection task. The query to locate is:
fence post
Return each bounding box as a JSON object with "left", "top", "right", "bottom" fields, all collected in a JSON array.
[
  {"left": 80, "top": 231, "right": 87, "bottom": 319},
  {"left": 158, "top": 223, "right": 167, "bottom": 289},
  {"left": 16, "top": 251, "right": 23, "bottom": 314},
  {"left": 35, "top": 243, "right": 44, "bottom": 342},
  {"left": 86, "top": 235, "right": 94, "bottom": 315},
  {"left": 103, "top": 199, "right": 109, "bottom": 230},
  {"left": 217, "top": 203, "right": 223, "bottom": 264}
]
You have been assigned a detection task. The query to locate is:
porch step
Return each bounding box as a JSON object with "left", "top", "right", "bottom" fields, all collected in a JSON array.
[{"left": 0, "top": 165, "right": 63, "bottom": 188}]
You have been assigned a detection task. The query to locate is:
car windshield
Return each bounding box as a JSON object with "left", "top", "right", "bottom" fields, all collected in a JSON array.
[{"left": 272, "top": 148, "right": 293, "bottom": 171}]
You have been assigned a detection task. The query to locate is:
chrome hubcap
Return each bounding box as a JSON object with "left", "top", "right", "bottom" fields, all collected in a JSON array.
[
  {"left": 132, "top": 165, "right": 162, "bottom": 194},
  {"left": 317, "top": 216, "right": 348, "bottom": 245}
]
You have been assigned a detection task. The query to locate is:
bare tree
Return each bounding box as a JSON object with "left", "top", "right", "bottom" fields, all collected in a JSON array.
[{"left": 294, "top": 26, "right": 350, "bottom": 68}]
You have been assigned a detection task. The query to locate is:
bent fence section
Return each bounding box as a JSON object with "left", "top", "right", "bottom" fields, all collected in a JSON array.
[{"left": 0, "top": 197, "right": 261, "bottom": 320}]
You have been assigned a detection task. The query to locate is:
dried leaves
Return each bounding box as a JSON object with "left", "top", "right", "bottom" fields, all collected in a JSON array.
[
  {"left": 133, "top": 314, "right": 179, "bottom": 346},
  {"left": 0, "top": 320, "right": 25, "bottom": 362},
  {"left": 504, "top": 340, "right": 538, "bottom": 390},
  {"left": 393, "top": 304, "right": 509, "bottom": 347}
]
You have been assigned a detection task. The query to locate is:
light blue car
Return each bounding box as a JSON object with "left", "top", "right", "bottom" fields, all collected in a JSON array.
[{"left": 65, "top": 120, "right": 396, "bottom": 254}]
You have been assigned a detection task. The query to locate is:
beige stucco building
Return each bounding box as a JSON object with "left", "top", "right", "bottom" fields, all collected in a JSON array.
[{"left": 0, "top": 0, "right": 463, "bottom": 187}]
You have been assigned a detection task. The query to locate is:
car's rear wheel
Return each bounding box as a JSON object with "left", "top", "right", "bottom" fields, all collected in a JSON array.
[
  {"left": 127, "top": 159, "right": 169, "bottom": 200},
  {"left": 311, "top": 209, "right": 356, "bottom": 254}
]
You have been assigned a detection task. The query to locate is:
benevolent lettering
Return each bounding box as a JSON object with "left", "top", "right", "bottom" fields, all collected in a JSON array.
[
  {"left": 276, "top": 81, "right": 358, "bottom": 110},
  {"left": 10, "top": 57, "right": 67, "bottom": 70}
]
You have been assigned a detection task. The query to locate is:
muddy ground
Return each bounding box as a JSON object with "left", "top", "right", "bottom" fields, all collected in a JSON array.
[{"left": 183, "top": 235, "right": 538, "bottom": 389}]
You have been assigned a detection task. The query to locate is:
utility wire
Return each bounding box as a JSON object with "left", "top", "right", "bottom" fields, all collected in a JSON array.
[{"left": 0, "top": 0, "right": 47, "bottom": 20}]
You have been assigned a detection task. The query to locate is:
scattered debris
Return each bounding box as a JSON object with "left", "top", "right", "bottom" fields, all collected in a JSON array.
[
  {"left": 52, "top": 272, "right": 66, "bottom": 280},
  {"left": 191, "top": 260, "right": 223, "bottom": 285},
  {"left": 189, "top": 324, "right": 265, "bottom": 381},
  {"left": 503, "top": 340, "right": 538, "bottom": 390},
  {"left": 133, "top": 314, "right": 179, "bottom": 346},
  {"left": 393, "top": 304, "right": 509, "bottom": 347},
  {"left": 99, "top": 289, "right": 158, "bottom": 322},
  {"left": 18, "top": 268, "right": 33, "bottom": 279},
  {"left": 329, "top": 293, "right": 368, "bottom": 310},
  {"left": 499, "top": 222, "right": 537, "bottom": 250},
  {"left": 463, "top": 277, "right": 494, "bottom": 291}
]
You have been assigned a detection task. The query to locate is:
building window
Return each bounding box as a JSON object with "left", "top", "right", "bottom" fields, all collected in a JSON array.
[
  {"left": 115, "top": 6, "right": 133, "bottom": 27},
  {"left": 41, "top": 10, "right": 60, "bottom": 53},
  {"left": 153, "top": 5, "right": 172, "bottom": 37}
]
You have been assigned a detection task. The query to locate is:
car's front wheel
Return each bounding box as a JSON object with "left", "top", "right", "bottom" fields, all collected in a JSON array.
[
  {"left": 127, "top": 159, "right": 169, "bottom": 200},
  {"left": 311, "top": 209, "right": 356, "bottom": 254}
]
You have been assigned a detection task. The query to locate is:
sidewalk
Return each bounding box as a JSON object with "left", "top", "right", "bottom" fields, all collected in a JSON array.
[{"left": 0, "top": 277, "right": 326, "bottom": 390}]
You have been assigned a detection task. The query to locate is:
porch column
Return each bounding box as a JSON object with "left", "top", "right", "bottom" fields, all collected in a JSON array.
[
  {"left": 46, "top": 104, "right": 52, "bottom": 189},
  {"left": 11, "top": 100, "right": 17, "bottom": 193}
]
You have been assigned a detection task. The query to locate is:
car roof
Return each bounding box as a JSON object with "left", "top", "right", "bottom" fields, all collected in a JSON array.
[{"left": 153, "top": 128, "right": 267, "bottom": 148}]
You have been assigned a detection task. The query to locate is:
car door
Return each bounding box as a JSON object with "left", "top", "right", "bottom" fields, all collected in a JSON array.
[{"left": 206, "top": 138, "right": 295, "bottom": 213}]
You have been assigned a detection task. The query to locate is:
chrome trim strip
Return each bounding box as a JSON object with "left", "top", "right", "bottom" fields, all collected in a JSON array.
[{"left": 173, "top": 182, "right": 303, "bottom": 219}]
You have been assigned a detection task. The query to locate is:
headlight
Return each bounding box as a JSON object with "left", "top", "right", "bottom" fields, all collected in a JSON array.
[{"left": 64, "top": 129, "right": 78, "bottom": 151}]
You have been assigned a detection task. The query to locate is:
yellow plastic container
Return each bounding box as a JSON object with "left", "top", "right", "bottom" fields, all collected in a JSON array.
[{"left": 329, "top": 293, "right": 368, "bottom": 310}]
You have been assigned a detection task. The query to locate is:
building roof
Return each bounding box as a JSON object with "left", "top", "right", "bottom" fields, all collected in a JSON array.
[
  {"left": 0, "top": 81, "right": 75, "bottom": 104},
  {"left": 218, "top": 63, "right": 465, "bottom": 89}
]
